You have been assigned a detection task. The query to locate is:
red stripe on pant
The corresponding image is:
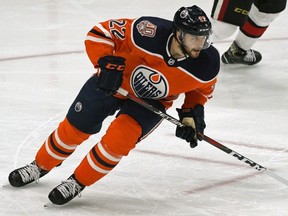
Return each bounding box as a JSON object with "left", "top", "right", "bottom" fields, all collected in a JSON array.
[
  {"left": 218, "top": 0, "right": 230, "bottom": 21},
  {"left": 241, "top": 18, "right": 268, "bottom": 38}
]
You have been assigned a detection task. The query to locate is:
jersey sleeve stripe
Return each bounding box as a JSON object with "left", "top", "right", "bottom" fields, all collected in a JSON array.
[
  {"left": 85, "top": 35, "right": 115, "bottom": 47},
  {"left": 89, "top": 28, "right": 107, "bottom": 38},
  {"left": 95, "top": 23, "right": 112, "bottom": 38}
]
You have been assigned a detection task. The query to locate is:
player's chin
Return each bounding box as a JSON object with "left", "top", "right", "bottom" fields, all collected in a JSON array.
[{"left": 189, "top": 50, "right": 201, "bottom": 58}]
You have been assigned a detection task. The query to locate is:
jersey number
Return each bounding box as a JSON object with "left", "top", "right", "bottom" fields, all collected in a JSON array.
[{"left": 109, "top": 20, "right": 126, "bottom": 40}]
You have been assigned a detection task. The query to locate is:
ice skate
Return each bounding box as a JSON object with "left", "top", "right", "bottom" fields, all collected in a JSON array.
[
  {"left": 8, "top": 160, "right": 48, "bottom": 187},
  {"left": 48, "top": 174, "right": 85, "bottom": 205},
  {"left": 221, "top": 41, "right": 262, "bottom": 65}
]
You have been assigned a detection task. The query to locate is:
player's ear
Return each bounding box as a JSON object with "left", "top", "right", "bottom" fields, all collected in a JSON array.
[
  {"left": 179, "top": 31, "right": 185, "bottom": 42},
  {"left": 175, "top": 30, "right": 183, "bottom": 42}
]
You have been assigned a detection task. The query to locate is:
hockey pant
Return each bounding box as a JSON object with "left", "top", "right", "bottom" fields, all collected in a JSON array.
[
  {"left": 211, "top": 0, "right": 286, "bottom": 48},
  {"left": 35, "top": 74, "right": 164, "bottom": 186},
  {"left": 211, "top": 0, "right": 286, "bottom": 26},
  {"left": 211, "top": 0, "right": 253, "bottom": 26}
]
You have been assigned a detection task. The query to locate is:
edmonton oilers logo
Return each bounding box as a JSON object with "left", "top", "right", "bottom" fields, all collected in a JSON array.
[
  {"left": 74, "top": 102, "right": 82, "bottom": 112},
  {"left": 130, "top": 66, "right": 168, "bottom": 99}
]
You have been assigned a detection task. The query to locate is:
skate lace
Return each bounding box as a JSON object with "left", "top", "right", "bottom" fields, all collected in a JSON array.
[
  {"left": 18, "top": 163, "right": 41, "bottom": 183},
  {"left": 57, "top": 179, "right": 82, "bottom": 199},
  {"left": 244, "top": 50, "right": 256, "bottom": 62}
]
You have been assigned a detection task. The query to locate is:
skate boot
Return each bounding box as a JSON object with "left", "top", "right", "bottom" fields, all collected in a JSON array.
[
  {"left": 48, "top": 174, "right": 85, "bottom": 205},
  {"left": 8, "top": 160, "right": 48, "bottom": 187},
  {"left": 221, "top": 41, "right": 262, "bottom": 65}
]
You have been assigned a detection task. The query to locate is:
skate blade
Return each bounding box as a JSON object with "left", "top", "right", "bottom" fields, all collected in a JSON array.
[{"left": 44, "top": 202, "right": 54, "bottom": 208}]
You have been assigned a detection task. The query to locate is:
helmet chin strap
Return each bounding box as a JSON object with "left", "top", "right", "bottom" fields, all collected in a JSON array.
[{"left": 175, "top": 32, "right": 190, "bottom": 58}]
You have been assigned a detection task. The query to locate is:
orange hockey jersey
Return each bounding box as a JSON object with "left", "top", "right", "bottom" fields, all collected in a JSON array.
[{"left": 85, "top": 16, "right": 220, "bottom": 109}]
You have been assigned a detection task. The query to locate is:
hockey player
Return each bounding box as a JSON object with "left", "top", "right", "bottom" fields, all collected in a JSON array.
[
  {"left": 211, "top": 0, "right": 287, "bottom": 65},
  {"left": 8, "top": 5, "right": 220, "bottom": 205}
]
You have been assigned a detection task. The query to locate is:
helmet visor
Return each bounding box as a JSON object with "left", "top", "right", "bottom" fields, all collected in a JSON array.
[{"left": 182, "top": 33, "right": 211, "bottom": 50}]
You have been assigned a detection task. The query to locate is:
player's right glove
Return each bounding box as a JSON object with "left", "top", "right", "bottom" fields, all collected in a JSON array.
[
  {"left": 175, "top": 104, "right": 206, "bottom": 148},
  {"left": 96, "top": 55, "right": 126, "bottom": 95}
]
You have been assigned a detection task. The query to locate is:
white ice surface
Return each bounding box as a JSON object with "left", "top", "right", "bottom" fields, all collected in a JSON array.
[{"left": 1, "top": 1, "right": 288, "bottom": 215}]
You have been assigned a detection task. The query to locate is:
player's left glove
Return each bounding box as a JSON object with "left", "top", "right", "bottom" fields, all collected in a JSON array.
[
  {"left": 175, "top": 104, "right": 206, "bottom": 148},
  {"left": 96, "top": 55, "right": 126, "bottom": 95}
]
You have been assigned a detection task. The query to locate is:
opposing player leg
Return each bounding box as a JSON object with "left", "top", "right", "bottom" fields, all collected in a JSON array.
[
  {"left": 210, "top": 19, "right": 238, "bottom": 42},
  {"left": 48, "top": 99, "right": 165, "bottom": 205},
  {"left": 210, "top": 0, "right": 253, "bottom": 42},
  {"left": 222, "top": 0, "right": 287, "bottom": 65},
  {"left": 237, "top": 0, "right": 287, "bottom": 49}
]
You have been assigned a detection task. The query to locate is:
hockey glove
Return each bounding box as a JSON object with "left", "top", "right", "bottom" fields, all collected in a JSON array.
[
  {"left": 175, "top": 104, "right": 206, "bottom": 148},
  {"left": 96, "top": 55, "right": 126, "bottom": 95},
  {"left": 193, "top": 104, "right": 206, "bottom": 141}
]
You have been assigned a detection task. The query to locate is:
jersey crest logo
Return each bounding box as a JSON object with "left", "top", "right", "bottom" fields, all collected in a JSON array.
[
  {"left": 131, "top": 66, "right": 168, "bottom": 99},
  {"left": 168, "top": 58, "right": 176, "bottom": 65},
  {"left": 136, "top": 20, "right": 157, "bottom": 37},
  {"left": 74, "top": 102, "right": 82, "bottom": 112}
]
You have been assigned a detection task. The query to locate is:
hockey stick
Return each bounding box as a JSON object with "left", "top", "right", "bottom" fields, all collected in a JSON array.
[{"left": 117, "top": 87, "right": 288, "bottom": 186}]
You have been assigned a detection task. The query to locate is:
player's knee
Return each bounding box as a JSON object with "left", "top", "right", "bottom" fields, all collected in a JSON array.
[
  {"left": 210, "top": 19, "right": 238, "bottom": 42},
  {"left": 58, "top": 118, "right": 91, "bottom": 145},
  {"left": 101, "top": 114, "right": 142, "bottom": 156}
]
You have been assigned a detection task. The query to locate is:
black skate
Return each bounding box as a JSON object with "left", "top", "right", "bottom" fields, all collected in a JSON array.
[
  {"left": 8, "top": 160, "right": 48, "bottom": 187},
  {"left": 48, "top": 174, "right": 85, "bottom": 205},
  {"left": 221, "top": 41, "right": 262, "bottom": 65}
]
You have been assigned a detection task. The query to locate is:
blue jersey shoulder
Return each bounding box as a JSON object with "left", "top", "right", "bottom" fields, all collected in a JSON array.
[
  {"left": 183, "top": 46, "right": 220, "bottom": 81},
  {"left": 133, "top": 16, "right": 172, "bottom": 54},
  {"left": 132, "top": 17, "right": 220, "bottom": 81}
]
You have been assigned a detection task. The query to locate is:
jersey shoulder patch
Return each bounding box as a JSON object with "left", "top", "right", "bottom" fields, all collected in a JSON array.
[{"left": 132, "top": 16, "right": 172, "bottom": 55}]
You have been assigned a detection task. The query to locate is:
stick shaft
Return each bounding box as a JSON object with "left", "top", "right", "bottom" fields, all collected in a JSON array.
[{"left": 116, "top": 87, "right": 288, "bottom": 186}]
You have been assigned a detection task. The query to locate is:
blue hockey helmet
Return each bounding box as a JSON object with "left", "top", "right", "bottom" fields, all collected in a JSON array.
[{"left": 173, "top": 5, "right": 212, "bottom": 36}]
